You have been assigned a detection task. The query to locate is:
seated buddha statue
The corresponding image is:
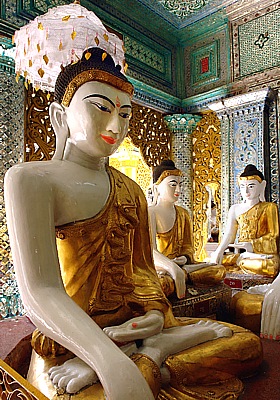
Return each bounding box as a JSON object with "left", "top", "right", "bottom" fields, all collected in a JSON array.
[
  {"left": 148, "top": 160, "right": 226, "bottom": 298},
  {"left": 5, "top": 10, "right": 263, "bottom": 399},
  {"left": 210, "top": 164, "right": 280, "bottom": 278}
]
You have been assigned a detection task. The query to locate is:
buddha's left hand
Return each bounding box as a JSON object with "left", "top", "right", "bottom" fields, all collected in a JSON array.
[
  {"left": 103, "top": 310, "right": 164, "bottom": 342},
  {"left": 173, "top": 256, "right": 187, "bottom": 266},
  {"left": 230, "top": 242, "right": 253, "bottom": 252}
]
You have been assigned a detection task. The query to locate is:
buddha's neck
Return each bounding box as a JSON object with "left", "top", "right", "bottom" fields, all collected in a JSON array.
[
  {"left": 156, "top": 199, "right": 176, "bottom": 209},
  {"left": 63, "top": 140, "right": 106, "bottom": 171},
  {"left": 243, "top": 198, "right": 260, "bottom": 207}
]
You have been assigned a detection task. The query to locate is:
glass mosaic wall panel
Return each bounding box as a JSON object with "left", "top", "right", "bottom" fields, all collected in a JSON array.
[
  {"left": 232, "top": 117, "right": 261, "bottom": 202},
  {"left": 239, "top": 9, "right": 280, "bottom": 77},
  {"left": 0, "top": 66, "right": 24, "bottom": 319},
  {"left": 185, "top": 30, "right": 228, "bottom": 97},
  {"left": 232, "top": 5, "right": 280, "bottom": 80},
  {"left": 209, "top": 88, "right": 279, "bottom": 231}
]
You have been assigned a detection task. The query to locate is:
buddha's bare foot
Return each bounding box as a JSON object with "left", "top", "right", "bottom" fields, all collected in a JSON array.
[
  {"left": 140, "top": 320, "right": 232, "bottom": 367},
  {"left": 195, "top": 320, "right": 232, "bottom": 338},
  {"left": 49, "top": 357, "right": 98, "bottom": 394}
]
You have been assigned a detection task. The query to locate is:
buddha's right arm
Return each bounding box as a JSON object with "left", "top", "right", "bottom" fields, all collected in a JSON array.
[
  {"left": 210, "top": 207, "right": 238, "bottom": 263},
  {"left": 4, "top": 166, "right": 154, "bottom": 400}
]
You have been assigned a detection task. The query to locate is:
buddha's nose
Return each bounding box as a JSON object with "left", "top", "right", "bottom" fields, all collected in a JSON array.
[{"left": 107, "top": 111, "right": 121, "bottom": 134}]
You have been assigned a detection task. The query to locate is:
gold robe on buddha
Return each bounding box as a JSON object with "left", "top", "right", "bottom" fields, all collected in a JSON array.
[
  {"left": 29, "top": 167, "right": 262, "bottom": 400},
  {"left": 156, "top": 205, "right": 225, "bottom": 291},
  {"left": 223, "top": 202, "right": 279, "bottom": 277}
]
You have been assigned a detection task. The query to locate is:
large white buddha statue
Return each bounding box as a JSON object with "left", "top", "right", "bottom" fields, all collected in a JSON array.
[
  {"left": 148, "top": 160, "right": 226, "bottom": 298},
  {"left": 211, "top": 164, "right": 279, "bottom": 278},
  {"left": 4, "top": 6, "right": 263, "bottom": 400}
]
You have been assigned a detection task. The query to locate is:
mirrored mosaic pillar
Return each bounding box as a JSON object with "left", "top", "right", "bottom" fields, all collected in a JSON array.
[
  {"left": 209, "top": 88, "right": 279, "bottom": 229},
  {"left": 0, "top": 39, "right": 24, "bottom": 318},
  {"left": 164, "top": 114, "right": 201, "bottom": 216}
]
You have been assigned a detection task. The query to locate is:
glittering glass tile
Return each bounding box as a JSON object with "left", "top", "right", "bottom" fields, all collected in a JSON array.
[
  {"left": 0, "top": 51, "right": 25, "bottom": 319},
  {"left": 239, "top": 9, "right": 280, "bottom": 77}
]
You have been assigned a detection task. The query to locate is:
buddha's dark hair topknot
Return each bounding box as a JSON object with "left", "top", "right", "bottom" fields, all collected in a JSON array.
[
  {"left": 240, "top": 164, "right": 264, "bottom": 181},
  {"left": 54, "top": 47, "right": 130, "bottom": 104},
  {"left": 153, "top": 160, "right": 178, "bottom": 183}
]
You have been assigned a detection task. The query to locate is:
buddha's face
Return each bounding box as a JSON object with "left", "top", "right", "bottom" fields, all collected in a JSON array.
[
  {"left": 239, "top": 179, "right": 263, "bottom": 202},
  {"left": 156, "top": 175, "right": 181, "bottom": 204},
  {"left": 65, "top": 81, "right": 132, "bottom": 158}
]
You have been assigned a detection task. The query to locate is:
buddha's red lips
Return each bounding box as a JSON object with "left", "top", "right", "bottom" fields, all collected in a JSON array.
[{"left": 101, "top": 134, "right": 117, "bottom": 145}]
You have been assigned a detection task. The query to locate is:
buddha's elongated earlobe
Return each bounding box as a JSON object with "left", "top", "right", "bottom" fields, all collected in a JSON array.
[
  {"left": 49, "top": 102, "right": 69, "bottom": 160},
  {"left": 259, "top": 180, "right": 266, "bottom": 202},
  {"left": 151, "top": 184, "right": 159, "bottom": 206}
]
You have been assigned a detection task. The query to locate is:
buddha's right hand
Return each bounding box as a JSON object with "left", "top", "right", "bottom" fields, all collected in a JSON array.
[
  {"left": 210, "top": 249, "right": 222, "bottom": 264},
  {"left": 169, "top": 262, "right": 186, "bottom": 299}
]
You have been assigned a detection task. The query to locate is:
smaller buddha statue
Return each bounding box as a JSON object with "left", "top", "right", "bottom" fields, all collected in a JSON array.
[
  {"left": 210, "top": 164, "right": 280, "bottom": 278},
  {"left": 148, "top": 160, "right": 226, "bottom": 299}
]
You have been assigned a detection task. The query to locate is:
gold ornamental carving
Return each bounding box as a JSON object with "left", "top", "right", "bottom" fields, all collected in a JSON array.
[
  {"left": 0, "top": 359, "right": 48, "bottom": 400},
  {"left": 192, "top": 111, "right": 221, "bottom": 260},
  {"left": 128, "top": 103, "right": 171, "bottom": 167},
  {"left": 24, "top": 87, "right": 55, "bottom": 161}
]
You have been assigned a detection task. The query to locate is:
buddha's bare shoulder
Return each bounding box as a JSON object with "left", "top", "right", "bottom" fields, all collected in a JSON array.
[{"left": 4, "top": 160, "right": 64, "bottom": 190}]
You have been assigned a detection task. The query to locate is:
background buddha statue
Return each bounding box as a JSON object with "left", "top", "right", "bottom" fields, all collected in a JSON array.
[
  {"left": 211, "top": 164, "right": 280, "bottom": 278},
  {"left": 4, "top": 6, "right": 263, "bottom": 399},
  {"left": 148, "top": 159, "right": 226, "bottom": 299}
]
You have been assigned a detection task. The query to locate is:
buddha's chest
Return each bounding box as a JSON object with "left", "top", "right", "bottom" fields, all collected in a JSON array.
[{"left": 52, "top": 170, "right": 111, "bottom": 225}]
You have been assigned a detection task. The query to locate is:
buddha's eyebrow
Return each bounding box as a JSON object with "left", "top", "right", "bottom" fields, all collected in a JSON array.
[
  {"left": 82, "top": 94, "right": 115, "bottom": 108},
  {"left": 120, "top": 104, "right": 132, "bottom": 110}
]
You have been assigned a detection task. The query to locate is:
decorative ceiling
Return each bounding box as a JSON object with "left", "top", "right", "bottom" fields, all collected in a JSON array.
[
  {"left": 137, "top": 0, "right": 238, "bottom": 27},
  {"left": 150, "top": 0, "right": 211, "bottom": 19}
]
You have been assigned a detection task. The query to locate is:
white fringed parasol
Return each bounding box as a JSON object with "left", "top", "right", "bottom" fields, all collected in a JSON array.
[{"left": 13, "top": 1, "right": 126, "bottom": 91}]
